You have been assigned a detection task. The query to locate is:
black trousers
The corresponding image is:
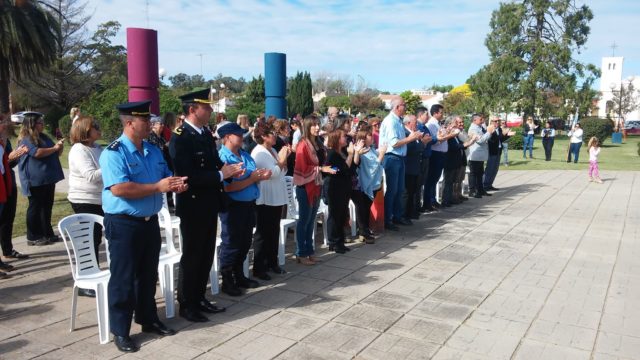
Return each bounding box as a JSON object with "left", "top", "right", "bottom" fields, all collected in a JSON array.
[
  {"left": 0, "top": 186, "right": 17, "bottom": 255},
  {"left": 219, "top": 200, "right": 256, "bottom": 269},
  {"left": 542, "top": 138, "right": 554, "bottom": 161},
  {"left": 468, "top": 161, "right": 485, "bottom": 195},
  {"left": 352, "top": 190, "right": 375, "bottom": 235},
  {"left": 326, "top": 178, "right": 350, "bottom": 246},
  {"left": 403, "top": 173, "right": 419, "bottom": 218},
  {"left": 442, "top": 167, "right": 457, "bottom": 205},
  {"left": 178, "top": 211, "right": 217, "bottom": 309},
  {"left": 104, "top": 214, "right": 161, "bottom": 336},
  {"left": 26, "top": 183, "right": 56, "bottom": 240},
  {"left": 417, "top": 157, "right": 429, "bottom": 210},
  {"left": 253, "top": 204, "right": 282, "bottom": 273},
  {"left": 70, "top": 202, "right": 104, "bottom": 257}
]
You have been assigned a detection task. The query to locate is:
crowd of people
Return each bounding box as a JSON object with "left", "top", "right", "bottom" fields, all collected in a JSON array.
[{"left": 0, "top": 91, "right": 607, "bottom": 352}]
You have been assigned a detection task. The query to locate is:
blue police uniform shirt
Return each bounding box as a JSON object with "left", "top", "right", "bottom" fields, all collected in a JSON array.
[
  {"left": 379, "top": 112, "right": 407, "bottom": 157},
  {"left": 18, "top": 134, "right": 65, "bottom": 196},
  {"left": 218, "top": 145, "right": 259, "bottom": 202},
  {"left": 99, "top": 134, "right": 172, "bottom": 217},
  {"left": 417, "top": 122, "right": 437, "bottom": 158}
]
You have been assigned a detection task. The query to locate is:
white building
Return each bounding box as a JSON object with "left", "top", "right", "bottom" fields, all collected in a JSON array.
[{"left": 597, "top": 56, "right": 640, "bottom": 121}]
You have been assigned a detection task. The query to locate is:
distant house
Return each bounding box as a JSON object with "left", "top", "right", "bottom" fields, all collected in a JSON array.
[{"left": 213, "top": 97, "right": 234, "bottom": 113}]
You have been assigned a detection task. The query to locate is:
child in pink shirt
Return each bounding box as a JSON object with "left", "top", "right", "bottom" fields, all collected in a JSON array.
[{"left": 588, "top": 137, "right": 602, "bottom": 183}]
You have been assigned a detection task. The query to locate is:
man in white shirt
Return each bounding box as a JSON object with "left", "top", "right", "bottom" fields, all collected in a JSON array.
[{"left": 567, "top": 123, "right": 583, "bottom": 163}]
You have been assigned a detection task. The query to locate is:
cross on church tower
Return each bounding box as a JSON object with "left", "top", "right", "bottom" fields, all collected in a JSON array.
[{"left": 610, "top": 42, "right": 618, "bottom": 56}]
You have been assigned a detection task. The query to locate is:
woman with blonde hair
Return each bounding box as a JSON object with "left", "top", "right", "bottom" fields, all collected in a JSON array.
[
  {"left": 18, "top": 113, "right": 65, "bottom": 246},
  {"left": 70, "top": 107, "right": 81, "bottom": 124},
  {"left": 68, "top": 116, "right": 104, "bottom": 259}
]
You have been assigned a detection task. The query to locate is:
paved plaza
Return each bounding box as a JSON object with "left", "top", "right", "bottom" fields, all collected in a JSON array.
[{"left": 1, "top": 170, "right": 639, "bottom": 359}]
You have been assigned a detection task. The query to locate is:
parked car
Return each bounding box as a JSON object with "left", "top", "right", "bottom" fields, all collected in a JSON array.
[
  {"left": 625, "top": 120, "right": 640, "bottom": 135},
  {"left": 10, "top": 111, "right": 44, "bottom": 124}
]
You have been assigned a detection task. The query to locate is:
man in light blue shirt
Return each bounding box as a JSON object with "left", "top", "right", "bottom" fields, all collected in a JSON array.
[
  {"left": 379, "top": 96, "right": 422, "bottom": 230},
  {"left": 100, "top": 100, "right": 188, "bottom": 353}
]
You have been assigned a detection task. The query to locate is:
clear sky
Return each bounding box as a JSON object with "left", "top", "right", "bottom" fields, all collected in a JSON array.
[{"left": 87, "top": 0, "right": 639, "bottom": 93}]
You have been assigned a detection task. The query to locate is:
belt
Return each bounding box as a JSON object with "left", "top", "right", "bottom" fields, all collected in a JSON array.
[
  {"left": 109, "top": 213, "right": 158, "bottom": 222},
  {"left": 384, "top": 153, "right": 404, "bottom": 158}
]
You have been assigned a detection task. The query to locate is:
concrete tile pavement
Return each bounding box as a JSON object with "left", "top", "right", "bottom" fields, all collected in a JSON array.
[{"left": 1, "top": 170, "right": 639, "bottom": 359}]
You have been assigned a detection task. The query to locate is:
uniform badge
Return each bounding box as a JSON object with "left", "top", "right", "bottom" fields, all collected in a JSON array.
[{"left": 107, "top": 140, "right": 121, "bottom": 151}]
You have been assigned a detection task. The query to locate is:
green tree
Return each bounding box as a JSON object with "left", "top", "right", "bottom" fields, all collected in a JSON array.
[
  {"left": 317, "top": 96, "right": 350, "bottom": 114},
  {"left": 429, "top": 84, "right": 453, "bottom": 93},
  {"left": 399, "top": 90, "right": 422, "bottom": 114},
  {"left": 226, "top": 75, "right": 265, "bottom": 122},
  {"left": 0, "top": 0, "right": 59, "bottom": 113},
  {"left": 287, "top": 71, "right": 313, "bottom": 117},
  {"left": 79, "top": 82, "right": 127, "bottom": 141},
  {"left": 483, "top": 0, "right": 596, "bottom": 118},
  {"left": 611, "top": 80, "right": 639, "bottom": 121}
]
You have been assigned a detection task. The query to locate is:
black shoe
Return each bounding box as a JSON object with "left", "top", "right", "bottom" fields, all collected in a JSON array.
[
  {"left": 27, "top": 238, "right": 50, "bottom": 246},
  {"left": 474, "top": 194, "right": 483, "bottom": 199},
  {"left": 410, "top": 213, "right": 420, "bottom": 220},
  {"left": 141, "top": 321, "right": 176, "bottom": 336},
  {"left": 47, "top": 235, "right": 61, "bottom": 243},
  {"left": 486, "top": 186, "right": 500, "bottom": 191},
  {"left": 78, "top": 288, "right": 96, "bottom": 297},
  {"left": 114, "top": 335, "right": 139, "bottom": 353},
  {"left": 384, "top": 223, "right": 399, "bottom": 231},
  {"left": 432, "top": 202, "right": 442, "bottom": 209},
  {"left": 221, "top": 267, "right": 243, "bottom": 296},
  {"left": 269, "top": 265, "right": 287, "bottom": 274},
  {"left": 253, "top": 271, "right": 271, "bottom": 281},
  {"left": 198, "top": 299, "right": 226, "bottom": 314},
  {"left": 0, "top": 262, "right": 15, "bottom": 272},
  {"left": 393, "top": 218, "right": 412, "bottom": 226},
  {"left": 460, "top": 196, "right": 469, "bottom": 201},
  {"left": 234, "top": 273, "right": 260, "bottom": 289},
  {"left": 442, "top": 203, "right": 451, "bottom": 207},
  {"left": 480, "top": 192, "right": 492, "bottom": 196},
  {"left": 365, "top": 229, "right": 378, "bottom": 238},
  {"left": 331, "top": 245, "right": 346, "bottom": 254},
  {"left": 5, "top": 250, "right": 28, "bottom": 259},
  {"left": 179, "top": 307, "right": 209, "bottom": 322}
]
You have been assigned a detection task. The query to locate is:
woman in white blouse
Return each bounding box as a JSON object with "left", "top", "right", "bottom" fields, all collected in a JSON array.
[
  {"left": 250, "top": 121, "right": 291, "bottom": 280},
  {"left": 68, "top": 116, "right": 103, "bottom": 296}
]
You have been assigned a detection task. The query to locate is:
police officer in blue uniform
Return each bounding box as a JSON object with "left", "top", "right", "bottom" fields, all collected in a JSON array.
[
  {"left": 169, "top": 89, "right": 243, "bottom": 322},
  {"left": 100, "top": 100, "right": 188, "bottom": 353},
  {"left": 217, "top": 122, "right": 272, "bottom": 296}
]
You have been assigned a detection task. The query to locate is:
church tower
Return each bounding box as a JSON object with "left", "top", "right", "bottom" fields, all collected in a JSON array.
[{"left": 598, "top": 57, "right": 623, "bottom": 118}]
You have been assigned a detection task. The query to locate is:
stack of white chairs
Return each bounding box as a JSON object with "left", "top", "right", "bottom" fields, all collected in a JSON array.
[
  {"left": 157, "top": 207, "right": 181, "bottom": 318},
  {"left": 58, "top": 214, "right": 110, "bottom": 345}
]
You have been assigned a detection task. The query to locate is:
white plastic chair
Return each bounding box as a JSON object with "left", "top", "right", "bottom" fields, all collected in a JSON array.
[
  {"left": 436, "top": 172, "right": 445, "bottom": 203},
  {"left": 157, "top": 207, "right": 181, "bottom": 318},
  {"left": 162, "top": 193, "right": 183, "bottom": 250},
  {"left": 58, "top": 214, "right": 110, "bottom": 345},
  {"left": 280, "top": 177, "right": 297, "bottom": 265}
]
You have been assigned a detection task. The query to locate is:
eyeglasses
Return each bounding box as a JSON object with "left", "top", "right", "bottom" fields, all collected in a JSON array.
[{"left": 93, "top": 123, "right": 101, "bottom": 131}]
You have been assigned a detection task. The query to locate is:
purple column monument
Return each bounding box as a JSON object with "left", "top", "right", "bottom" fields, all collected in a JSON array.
[{"left": 126, "top": 28, "right": 160, "bottom": 114}]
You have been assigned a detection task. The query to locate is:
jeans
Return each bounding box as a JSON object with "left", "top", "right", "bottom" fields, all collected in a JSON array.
[
  {"left": 568, "top": 142, "right": 582, "bottom": 163},
  {"left": 383, "top": 155, "right": 405, "bottom": 224},
  {"left": 523, "top": 135, "right": 534, "bottom": 158},
  {"left": 295, "top": 186, "right": 319, "bottom": 257},
  {"left": 483, "top": 155, "right": 500, "bottom": 188}
]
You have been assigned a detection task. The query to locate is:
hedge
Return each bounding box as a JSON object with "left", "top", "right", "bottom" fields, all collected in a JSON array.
[
  {"left": 506, "top": 127, "right": 524, "bottom": 150},
  {"left": 579, "top": 117, "right": 614, "bottom": 144}
]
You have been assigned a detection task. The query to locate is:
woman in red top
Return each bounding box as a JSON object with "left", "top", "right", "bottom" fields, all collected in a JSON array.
[{"left": 292, "top": 116, "right": 335, "bottom": 265}]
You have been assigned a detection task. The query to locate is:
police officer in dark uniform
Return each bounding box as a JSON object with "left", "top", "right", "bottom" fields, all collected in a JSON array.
[
  {"left": 169, "top": 89, "right": 243, "bottom": 322},
  {"left": 100, "top": 101, "right": 188, "bottom": 353}
]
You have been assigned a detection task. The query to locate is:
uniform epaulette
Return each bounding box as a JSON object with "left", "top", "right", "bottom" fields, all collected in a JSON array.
[
  {"left": 174, "top": 127, "right": 183, "bottom": 135},
  {"left": 107, "top": 140, "right": 121, "bottom": 151}
]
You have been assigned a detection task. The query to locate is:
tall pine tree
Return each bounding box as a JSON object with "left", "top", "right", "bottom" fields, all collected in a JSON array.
[{"left": 287, "top": 71, "right": 313, "bottom": 117}]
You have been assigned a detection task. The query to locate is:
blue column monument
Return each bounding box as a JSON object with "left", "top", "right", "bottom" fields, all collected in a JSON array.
[{"left": 264, "top": 52, "right": 287, "bottom": 119}]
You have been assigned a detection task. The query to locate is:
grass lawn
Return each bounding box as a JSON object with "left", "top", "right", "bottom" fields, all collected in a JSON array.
[
  {"left": 14, "top": 192, "right": 73, "bottom": 240},
  {"left": 502, "top": 137, "right": 640, "bottom": 171}
]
